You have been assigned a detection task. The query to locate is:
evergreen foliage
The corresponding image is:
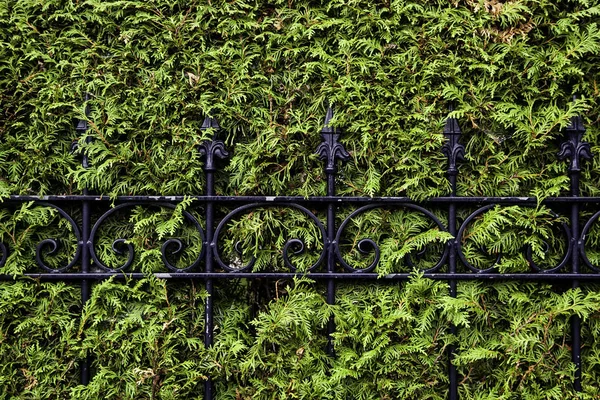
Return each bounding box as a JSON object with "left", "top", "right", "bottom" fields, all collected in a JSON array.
[{"left": 1, "top": 0, "right": 600, "bottom": 398}]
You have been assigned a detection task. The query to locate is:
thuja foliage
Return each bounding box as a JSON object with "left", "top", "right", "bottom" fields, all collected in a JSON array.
[
  {"left": 1, "top": 0, "right": 600, "bottom": 398},
  {"left": 4, "top": 277, "right": 600, "bottom": 398}
]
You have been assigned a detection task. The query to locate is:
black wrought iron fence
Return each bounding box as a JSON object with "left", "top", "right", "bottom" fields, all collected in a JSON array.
[{"left": 0, "top": 101, "right": 598, "bottom": 400}]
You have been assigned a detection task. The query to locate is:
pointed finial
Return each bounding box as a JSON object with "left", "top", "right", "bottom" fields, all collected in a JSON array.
[
  {"left": 565, "top": 95, "right": 586, "bottom": 134},
  {"left": 199, "top": 113, "right": 229, "bottom": 172},
  {"left": 443, "top": 109, "right": 461, "bottom": 136},
  {"left": 441, "top": 106, "right": 464, "bottom": 173},
  {"left": 316, "top": 105, "right": 350, "bottom": 175},
  {"left": 72, "top": 93, "right": 92, "bottom": 168},
  {"left": 75, "top": 93, "right": 91, "bottom": 134},
  {"left": 75, "top": 118, "right": 88, "bottom": 134},
  {"left": 321, "top": 106, "right": 337, "bottom": 134},
  {"left": 566, "top": 115, "right": 585, "bottom": 135},
  {"left": 558, "top": 96, "right": 592, "bottom": 174},
  {"left": 201, "top": 114, "right": 221, "bottom": 132}
]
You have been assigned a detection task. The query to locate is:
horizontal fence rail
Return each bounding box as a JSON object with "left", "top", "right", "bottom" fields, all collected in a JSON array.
[
  {"left": 1, "top": 195, "right": 600, "bottom": 280},
  {"left": 0, "top": 103, "right": 597, "bottom": 399}
]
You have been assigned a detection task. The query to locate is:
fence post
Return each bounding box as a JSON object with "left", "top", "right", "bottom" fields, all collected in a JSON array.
[
  {"left": 558, "top": 99, "right": 592, "bottom": 392},
  {"left": 317, "top": 106, "right": 350, "bottom": 356},
  {"left": 74, "top": 93, "right": 92, "bottom": 384},
  {"left": 442, "top": 107, "right": 464, "bottom": 400},
  {"left": 199, "top": 114, "right": 229, "bottom": 399}
]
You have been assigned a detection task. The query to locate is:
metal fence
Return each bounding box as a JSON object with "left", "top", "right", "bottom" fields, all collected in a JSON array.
[{"left": 0, "top": 102, "right": 598, "bottom": 399}]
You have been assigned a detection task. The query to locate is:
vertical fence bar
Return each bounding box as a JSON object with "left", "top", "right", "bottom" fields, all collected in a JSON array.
[
  {"left": 75, "top": 94, "right": 92, "bottom": 384},
  {"left": 317, "top": 106, "right": 350, "bottom": 356},
  {"left": 571, "top": 204, "right": 582, "bottom": 392},
  {"left": 558, "top": 101, "right": 592, "bottom": 392},
  {"left": 199, "top": 115, "right": 229, "bottom": 400},
  {"left": 442, "top": 108, "right": 464, "bottom": 400}
]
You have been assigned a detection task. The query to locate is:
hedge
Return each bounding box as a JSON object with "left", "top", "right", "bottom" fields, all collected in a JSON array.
[{"left": 1, "top": 0, "right": 600, "bottom": 398}]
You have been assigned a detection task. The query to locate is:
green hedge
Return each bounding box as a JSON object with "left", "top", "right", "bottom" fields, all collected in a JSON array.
[
  {"left": 4, "top": 278, "right": 600, "bottom": 399},
  {"left": 1, "top": 0, "right": 600, "bottom": 398}
]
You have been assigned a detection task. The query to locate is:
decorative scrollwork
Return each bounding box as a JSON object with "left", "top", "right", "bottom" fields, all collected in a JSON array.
[
  {"left": 524, "top": 210, "right": 571, "bottom": 273},
  {"left": 89, "top": 203, "right": 205, "bottom": 272},
  {"left": 35, "top": 203, "right": 82, "bottom": 273},
  {"left": 0, "top": 242, "right": 7, "bottom": 269},
  {"left": 456, "top": 205, "right": 570, "bottom": 273},
  {"left": 334, "top": 204, "right": 449, "bottom": 273},
  {"left": 457, "top": 206, "right": 504, "bottom": 273},
  {"left": 580, "top": 211, "right": 600, "bottom": 273},
  {"left": 212, "top": 203, "right": 327, "bottom": 272}
]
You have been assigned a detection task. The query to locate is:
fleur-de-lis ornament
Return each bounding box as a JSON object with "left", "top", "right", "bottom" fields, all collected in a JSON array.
[
  {"left": 558, "top": 113, "right": 592, "bottom": 175},
  {"left": 441, "top": 107, "right": 465, "bottom": 178},
  {"left": 316, "top": 106, "right": 350, "bottom": 174},
  {"left": 441, "top": 106, "right": 464, "bottom": 196},
  {"left": 199, "top": 114, "right": 229, "bottom": 172}
]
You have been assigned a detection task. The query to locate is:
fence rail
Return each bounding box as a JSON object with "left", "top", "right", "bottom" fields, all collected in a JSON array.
[{"left": 0, "top": 103, "right": 596, "bottom": 399}]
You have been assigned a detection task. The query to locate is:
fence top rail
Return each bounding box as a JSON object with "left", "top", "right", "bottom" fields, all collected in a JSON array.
[
  {"left": 3, "top": 272, "right": 600, "bottom": 281},
  {"left": 4, "top": 195, "right": 600, "bottom": 204}
]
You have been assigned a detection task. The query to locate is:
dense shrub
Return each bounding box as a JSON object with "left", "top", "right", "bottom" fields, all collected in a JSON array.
[{"left": 1, "top": 0, "right": 600, "bottom": 398}]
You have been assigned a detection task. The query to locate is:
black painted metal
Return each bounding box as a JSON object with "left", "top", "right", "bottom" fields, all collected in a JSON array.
[
  {"left": 558, "top": 101, "right": 592, "bottom": 392},
  {"left": 74, "top": 94, "right": 92, "bottom": 385},
  {"left": 443, "top": 108, "right": 463, "bottom": 400},
  {"left": 6, "top": 194, "right": 600, "bottom": 204},
  {"left": 317, "top": 106, "right": 350, "bottom": 357},
  {"left": 199, "top": 114, "right": 228, "bottom": 400},
  {"left": 0, "top": 102, "right": 596, "bottom": 398},
  {"left": 6, "top": 272, "right": 600, "bottom": 281}
]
